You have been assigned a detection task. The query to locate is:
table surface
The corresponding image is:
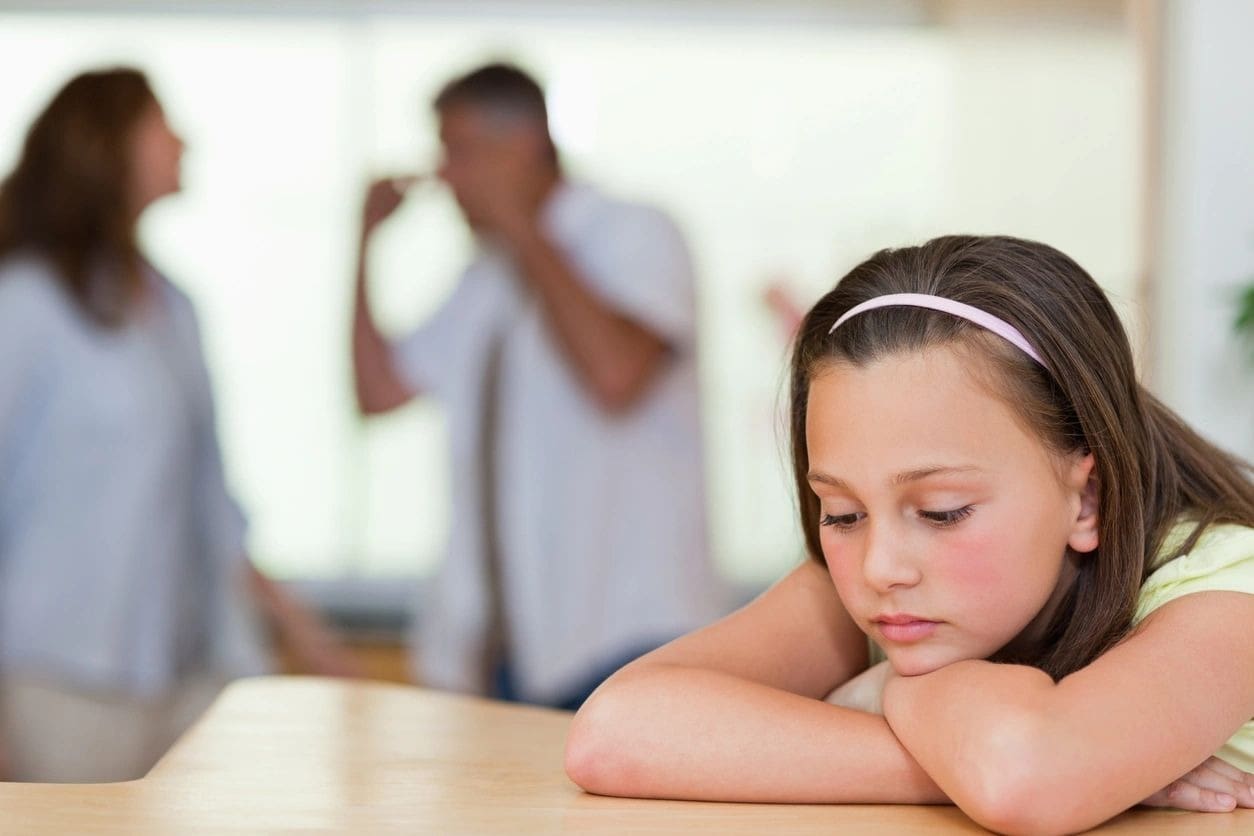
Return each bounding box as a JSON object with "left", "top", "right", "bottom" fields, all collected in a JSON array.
[{"left": 0, "top": 676, "right": 1249, "bottom": 834}]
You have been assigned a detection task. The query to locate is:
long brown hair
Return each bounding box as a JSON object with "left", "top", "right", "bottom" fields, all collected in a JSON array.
[
  {"left": 0, "top": 67, "right": 157, "bottom": 325},
  {"left": 790, "top": 235, "right": 1254, "bottom": 680}
]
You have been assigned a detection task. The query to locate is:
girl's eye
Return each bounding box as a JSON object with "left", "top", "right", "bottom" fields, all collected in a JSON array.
[
  {"left": 820, "top": 512, "right": 864, "bottom": 530},
  {"left": 919, "top": 505, "right": 975, "bottom": 527}
]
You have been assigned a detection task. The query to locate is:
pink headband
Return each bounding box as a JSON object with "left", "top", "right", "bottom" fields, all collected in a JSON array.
[{"left": 828, "top": 292, "right": 1045, "bottom": 367}]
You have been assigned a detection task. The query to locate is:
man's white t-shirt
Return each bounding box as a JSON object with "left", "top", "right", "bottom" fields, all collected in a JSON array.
[{"left": 393, "top": 181, "right": 724, "bottom": 703}]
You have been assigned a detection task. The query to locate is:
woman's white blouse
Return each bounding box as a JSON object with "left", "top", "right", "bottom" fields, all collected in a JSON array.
[{"left": 0, "top": 254, "right": 270, "bottom": 697}]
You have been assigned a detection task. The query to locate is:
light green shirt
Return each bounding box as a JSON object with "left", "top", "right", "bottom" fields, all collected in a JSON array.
[{"left": 864, "top": 521, "right": 1254, "bottom": 770}]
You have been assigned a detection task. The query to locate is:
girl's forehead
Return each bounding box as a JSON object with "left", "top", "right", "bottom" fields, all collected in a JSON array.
[
  {"left": 805, "top": 347, "right": 1052, "bottom": 476},
  {"left": 810, "top": 345, "right": 987, "bottom": 404}
]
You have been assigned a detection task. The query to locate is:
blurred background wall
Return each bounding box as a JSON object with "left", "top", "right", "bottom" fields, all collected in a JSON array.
[
  {"left": 0, "top": 0, "right": 1247, "bottom": 606},
  {"left": 1149, "top": 0, "right": 1254, "bottom": 472}
]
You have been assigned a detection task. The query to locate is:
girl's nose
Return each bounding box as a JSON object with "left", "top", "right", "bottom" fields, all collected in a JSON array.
[{"left": 860, "top": 522, "right": 922, "bottom": 593}]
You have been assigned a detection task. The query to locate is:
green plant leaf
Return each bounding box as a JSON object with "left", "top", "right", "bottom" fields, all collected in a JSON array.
[{"left": 1239, "top": 282, "right": 1254, "bottom": 336}]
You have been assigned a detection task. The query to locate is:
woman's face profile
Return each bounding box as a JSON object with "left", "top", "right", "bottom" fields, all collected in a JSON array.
[{"left": 128, "top": 101, "right": 184, "bottom": 215}]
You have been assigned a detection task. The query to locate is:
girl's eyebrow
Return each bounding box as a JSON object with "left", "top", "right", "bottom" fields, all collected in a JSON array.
[
  {"left": 891, "top": 465, "right": 983, "bottom": 486},
  {"left": 806, "top": 472, "right": 850, "bottom": 489},
  {"left": 807, "top": 465, "right": 983, "bottom": 489}
]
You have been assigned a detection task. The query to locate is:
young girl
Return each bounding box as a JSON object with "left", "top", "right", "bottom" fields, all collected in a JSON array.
[{"left": 565, "top": 235, "right": 1254, "bottom": 833}]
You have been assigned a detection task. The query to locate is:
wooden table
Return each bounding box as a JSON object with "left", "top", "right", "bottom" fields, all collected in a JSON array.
[{"left": 1, "top": 677, "right": 1249, "bottom": 833}]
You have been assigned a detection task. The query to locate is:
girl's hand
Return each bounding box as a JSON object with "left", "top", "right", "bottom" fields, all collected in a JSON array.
[
  {"left": 824, "top": 660, "right": 897, "bottom": 715},
  {"left": 1141, "top": 756, "right": 1254, "bottom": 812}
]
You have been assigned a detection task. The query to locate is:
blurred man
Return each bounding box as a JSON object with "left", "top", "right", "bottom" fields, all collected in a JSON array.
[{"left": 352, "top": 63, "right": 723, "bottom": 709}]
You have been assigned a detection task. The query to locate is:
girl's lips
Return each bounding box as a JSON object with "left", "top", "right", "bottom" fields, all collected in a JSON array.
[{"left": 874, "top": 618, "right": 940, "bottom": 643}]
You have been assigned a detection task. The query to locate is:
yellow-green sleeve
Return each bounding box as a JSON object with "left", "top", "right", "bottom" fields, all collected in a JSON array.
[{"left": 1134, "top": 524, "right": 1254, "bottom": 625}]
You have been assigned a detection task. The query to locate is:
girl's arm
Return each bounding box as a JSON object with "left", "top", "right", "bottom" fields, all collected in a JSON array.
[
  {"left": 565, "top": 560, "right": 947, "bottom": 804},
  {"left": 881, "top": 590, "right": 1254, "bottom": 834}
]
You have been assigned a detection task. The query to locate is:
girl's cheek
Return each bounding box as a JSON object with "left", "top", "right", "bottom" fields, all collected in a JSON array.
[
  {"left": 937, "top": 527, "right": 1010, "bottom": 593},
  {"left": 821, "top": 542, "right": 859, "bottom": 597}
]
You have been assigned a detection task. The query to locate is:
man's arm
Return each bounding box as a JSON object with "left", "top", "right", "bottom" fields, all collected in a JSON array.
[
  {"left": 352, "top": 178, "right": 420, "bottom": 416},
  {"left": 498, "top": 216, "right": 671, "bottom": 414}
]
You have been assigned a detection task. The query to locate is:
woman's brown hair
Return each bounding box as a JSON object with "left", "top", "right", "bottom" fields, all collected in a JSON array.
[
  {"left": 0, "top": 67, "right": 157, "bottom": 325},
  {"left": 790, "top": 235, "right": 1254, "bottom": 680}
]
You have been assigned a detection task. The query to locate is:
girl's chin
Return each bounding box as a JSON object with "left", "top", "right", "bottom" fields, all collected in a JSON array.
[
  {"left": 887, "top": 649, "right": 980, "bottom": 677},
  {"left": 889, "top": 660, "right": 943, "bottom": 677}
]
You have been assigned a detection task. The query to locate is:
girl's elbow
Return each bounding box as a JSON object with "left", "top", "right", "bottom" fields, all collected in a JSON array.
[
  {"left": 953, "top": 714, "right": 1083, "bottom": 835},
  {"left": 563, "top": 689, "right": 646, "bottom": 797},
  {"left": 959, "top": 731, "right": 1122, "bottom": 835},
  {"left": 564, "top": 707, "right": 610, "bottom": 793},
  {"left": 964, "top": 794, "right": 1070, "bottom": 836},
  {"left": 966, "top": 797, "right": 1109, "bottom": 836},
  {"left": 964, "top": 767, "right": 1126, "bottom": 836}
]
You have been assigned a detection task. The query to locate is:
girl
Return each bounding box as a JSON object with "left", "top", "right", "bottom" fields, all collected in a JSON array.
[
  {"left": 565, "top": 235, "right": 1254, "bottom": 834},
  {"left": 0, "top": 68, "right": 360, "bottom": 782}
]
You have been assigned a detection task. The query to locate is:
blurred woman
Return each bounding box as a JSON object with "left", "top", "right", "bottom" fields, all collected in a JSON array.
[{"left": 0, "top": 67, "right": 360, "bottom": 782}]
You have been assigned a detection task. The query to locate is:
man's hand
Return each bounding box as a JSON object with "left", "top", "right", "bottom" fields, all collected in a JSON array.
[
  {"left": 454, "top": 155, "right": 541, "bottom": 247},
  {"left": 361, "top": 175, "right": 422, "bottom": 240},
  {"left": 279, "top": 618, "right": 368, "bottom": 679},
  {"left": 247, "top": 564, "right": 368, "bottom": 679},
  {"left": 1141, "top": 756, "right": 1254, "bottom": 812}
]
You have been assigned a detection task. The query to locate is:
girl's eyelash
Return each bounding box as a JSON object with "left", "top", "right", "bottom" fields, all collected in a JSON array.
[
  {"left": 820, "top": 512, "right": 863, "bottom": 529},
  {"left": 918, "top": 505, "right": 975, "bottom": 527},
  {"left": 820, "top": 507, "right": 975, "bottom": 530}
]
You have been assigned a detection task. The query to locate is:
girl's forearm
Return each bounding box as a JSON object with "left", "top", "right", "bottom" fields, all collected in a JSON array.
[
  {"left": 566, "top": 663, "right": 947, "bottom": 805},
  {"left": 883, "top": 660, "right": 1058, "bottom": 830}
]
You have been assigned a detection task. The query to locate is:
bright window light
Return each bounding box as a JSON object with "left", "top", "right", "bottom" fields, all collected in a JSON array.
[{"left": 0, "top": 9, "right": 1141, "bottom": 585}]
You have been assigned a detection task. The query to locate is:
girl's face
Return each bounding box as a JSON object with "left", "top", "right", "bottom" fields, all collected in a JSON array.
[
  {"left": 806, "top": 344, "right": 1098, "bottom": 676},
  {"left": 128, "top": 101, "right": 184, "bottom": 215}
]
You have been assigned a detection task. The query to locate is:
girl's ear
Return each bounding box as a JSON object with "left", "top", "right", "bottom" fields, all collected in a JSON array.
[{"left": 1067, "top": 452, "right": 1100, "bottom": 554}]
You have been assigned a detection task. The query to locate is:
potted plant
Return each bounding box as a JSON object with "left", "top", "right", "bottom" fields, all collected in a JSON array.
[{"left": 1240, "top": 281, "right": 1254, "bottom": 355}]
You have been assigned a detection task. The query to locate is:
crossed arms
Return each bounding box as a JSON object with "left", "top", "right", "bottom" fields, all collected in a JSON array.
[{"left": 565, "top": 560, "right": 1254, "bottom": 834}]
